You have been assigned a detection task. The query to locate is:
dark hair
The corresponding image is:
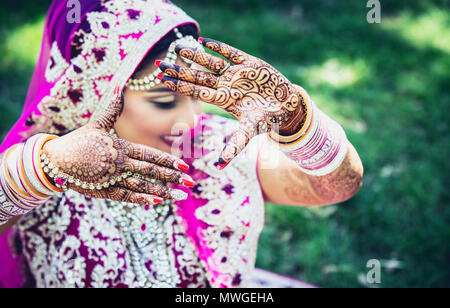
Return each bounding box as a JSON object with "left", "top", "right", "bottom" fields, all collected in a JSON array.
[{"left": 131, "top": 23, "right": 199, "bottom": 78}]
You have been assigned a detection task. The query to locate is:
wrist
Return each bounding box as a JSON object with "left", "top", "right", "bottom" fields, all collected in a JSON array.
[
  {"left": 269, "top": 92, "right": 348, "bottom": 177},
  {"left": 270, "top": 85, "right": 313, "bottom": 144},
  {"left": 278, "top": 85, "right": 310, "bottom": 136}
]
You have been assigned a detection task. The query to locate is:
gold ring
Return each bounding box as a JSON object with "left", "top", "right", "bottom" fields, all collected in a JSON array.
[{"left": 218, "top": 61, "right": 232, "bottom": 75}]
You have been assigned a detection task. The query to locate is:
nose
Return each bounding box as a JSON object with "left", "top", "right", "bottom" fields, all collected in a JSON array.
[{"left": 172, "top": 99, "right": 199, "bottom": 132}]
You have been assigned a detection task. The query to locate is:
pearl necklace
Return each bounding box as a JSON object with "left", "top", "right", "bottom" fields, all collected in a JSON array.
[
  {"left": 107, "top": 197, "right": 181, "bottom": 288},
  {"left": 127, "top": 28, "right": 203, "bottom": 91}
]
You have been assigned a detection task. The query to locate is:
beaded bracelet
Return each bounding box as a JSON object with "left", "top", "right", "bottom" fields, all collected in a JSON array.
[
  {"left": 40, "top": 152, "right": 133, "bottom": 192},
  {"left": 40, "top": 153, "right": 188, "bottom": 200}
]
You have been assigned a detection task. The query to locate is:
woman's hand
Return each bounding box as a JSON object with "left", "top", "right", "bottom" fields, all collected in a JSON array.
[
  {"left": 157, "top": 38, "right": 307, "bottom": 166},
  {"left": 42, "top": 87, "right": 194, "bottom": 205}
]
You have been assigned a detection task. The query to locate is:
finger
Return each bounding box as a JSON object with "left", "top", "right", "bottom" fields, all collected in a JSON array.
[
  {"left": 159, "top": 75, "right": 219, "bottom": 104},
  {"left": 217, "top": 119, "right": 258, "bottom": 170},
  {"left": 114, "top": 138, "right": 190, "bottom": 172},
  {"left": 92, "top": 86, "right": 124, "bottom": 131},
  {"left": 175, "top": 45, "right": 229, "bottom": 74},
  {"left": 121, "top": 177, "right": 188, "bottom": 201},
  {"left": 121, "top": 157, "right": 195, "bottom": 187},
  {"left": 101, "top": 186, "right": 162, "bottom": 206},
  {"left": 158, "top": 61, "right": 219, "bottom": 89},
  {"left": 199, "top": 37, "right": 251, "bottom": 65}
]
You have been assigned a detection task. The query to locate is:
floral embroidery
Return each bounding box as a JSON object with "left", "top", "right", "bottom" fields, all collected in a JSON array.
[
  {"left": 172, "top": 114, "right": 266, "bottom": 288},
  {"left": 45, "top": 42, "right": 69, "bottom": 83}
]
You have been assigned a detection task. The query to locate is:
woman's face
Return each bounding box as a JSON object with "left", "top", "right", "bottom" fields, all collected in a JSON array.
[{"left": 114, "top": 53, "right": 202, "bottom": 154}]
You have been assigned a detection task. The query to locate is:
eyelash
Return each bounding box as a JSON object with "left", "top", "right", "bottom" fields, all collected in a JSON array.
[{"left": 151, "top": 101, "right": 177, "bottom": 109}]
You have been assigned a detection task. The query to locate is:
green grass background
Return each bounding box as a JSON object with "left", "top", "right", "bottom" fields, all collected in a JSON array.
[{"left": 1, "top": 0, "right": 449, "bottom": 287}]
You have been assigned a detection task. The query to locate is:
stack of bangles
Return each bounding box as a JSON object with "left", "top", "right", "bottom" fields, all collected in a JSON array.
[
  {"left": 0, "top": 134, "right": 62, "bottom": 226},
  {"left": 269, "top": 85, "right": 349, "bottom": 176}
]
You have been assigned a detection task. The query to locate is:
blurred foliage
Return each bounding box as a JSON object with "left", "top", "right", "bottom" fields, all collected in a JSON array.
[{"left": 0, "top": 0, "right": 449, "bottom": 287}]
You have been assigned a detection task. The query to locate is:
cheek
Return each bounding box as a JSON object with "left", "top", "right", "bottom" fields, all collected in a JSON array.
[
  {"left": 129, "top": 103, "right": 171, "bottom": 134},
  {"left": 115, "top": 95, "right": 174, "bottom": 143}
]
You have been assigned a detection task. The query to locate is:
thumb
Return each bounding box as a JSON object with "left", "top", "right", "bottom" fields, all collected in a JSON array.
[
  {"left": 217, "top": 119, "right": 257, "bottom": 170},
  {"left": 92, "top": 86, "right": 124, "bottom": 131}
]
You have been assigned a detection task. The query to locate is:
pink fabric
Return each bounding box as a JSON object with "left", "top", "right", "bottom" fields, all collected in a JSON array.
[
  {"left": 1, "top": 0, "right": 103, "bottom": 153},
  {"left": 0, "top": 230, "right": 22, "bottom": 288}
]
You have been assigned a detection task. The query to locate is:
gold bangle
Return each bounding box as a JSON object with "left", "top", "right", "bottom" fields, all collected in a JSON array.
[
  {"left": 269, "top": 85, "right": 313, "bottom": 144},
  {"left": 19, "top": 150, "right": 50, "bottom": 198},
  {"left": 3, "top": 144, "right": 35, "bottom": 199},
  {"left": 275, "top": 110, "right": 315, "bottom": 148}
]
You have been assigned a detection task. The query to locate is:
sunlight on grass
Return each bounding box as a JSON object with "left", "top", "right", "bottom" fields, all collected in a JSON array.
[
  {"left": 4, "top": 17, "right": 45, "bottom": 65},
  {"left": 382, "top": 9, "right": 450, "bottom": 54},
  {"left": 300, "top": 58, "right": 368, "bottom": 88},
  {"left": 308, "top": 91, "right": 368, "bottom": 134}
]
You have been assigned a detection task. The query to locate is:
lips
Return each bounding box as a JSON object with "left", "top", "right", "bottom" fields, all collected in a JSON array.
[{"left": 160, "top": 134, "right": 184, "bottom": 147}]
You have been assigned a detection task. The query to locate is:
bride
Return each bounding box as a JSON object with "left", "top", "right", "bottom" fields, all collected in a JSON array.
[{"left": 0, "top": 0, "right": 363, "bottom": 288}]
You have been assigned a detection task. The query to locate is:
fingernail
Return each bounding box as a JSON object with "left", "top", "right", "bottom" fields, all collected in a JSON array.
[
  {"left": 181, "top": 176, "right": 195, "bottom": 188},
  {"left": 198, "top": 37, "right": 204, "bottom": 44},
  {"left": 216, "top": 161, "right": 230, "bottom": 171},
  {"left": 157, "top": 74, "right": 164, "bottom": 81},
  {"left": 170, "top": 189, "right": 188, "bottom": 201},
  {"left": 155, "top": 60, "right": 162, "bottom": 67},
  {"left": 174, "top": 160, "right": 189, "bottom": 171},
  {"left": 152, "top": 196, "right": 163, "bottom": 204}
]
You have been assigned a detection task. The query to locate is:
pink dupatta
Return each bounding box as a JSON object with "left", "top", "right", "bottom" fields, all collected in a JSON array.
[{"left": 0, "top": 0, "right": 201, "bottom": 288}]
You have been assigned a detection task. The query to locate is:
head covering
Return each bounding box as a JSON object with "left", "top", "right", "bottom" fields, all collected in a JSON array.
[
  {"left": 0, "top": 0, "right": 199, "bottom": 287},
  {"left": 0, "top": 0, "right": 199, "bottom": 152}
]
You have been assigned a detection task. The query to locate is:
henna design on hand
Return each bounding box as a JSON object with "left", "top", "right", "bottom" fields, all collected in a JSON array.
[
  {"left": 42, "top": 87, "right": 193, "bottom": 206},
  {"left": 158, "top": 39, "right": 307, "bottom": 166}
]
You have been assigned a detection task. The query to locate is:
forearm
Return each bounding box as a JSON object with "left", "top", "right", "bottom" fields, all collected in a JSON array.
[
  {"left": 305, "top": 141, "right": 363, "bottom": 205},
  {"left": 259, "top": 141, "right": 363, "bottom": 206}
]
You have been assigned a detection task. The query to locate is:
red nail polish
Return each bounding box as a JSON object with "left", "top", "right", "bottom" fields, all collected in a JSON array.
[
  {"left": 216, "top": 162, "right": 230, "bottom": 171},
  {"left": 182, "top": 177, "right": 195, "bottom": 188},
  {"left": 156, "top": 74, "right": 164, "bottom": 81},
  {"left": 155, "top": 60, "right": 162, "bottom": 67},
  {"left": 152, "top": 197, "right": 163, "bottom": 204},
  {"left": 198, "top": 37, "right": 204, "bottom": 44},
  {"left": 175, "top": 160, "right": 190, "bottom": 171}
]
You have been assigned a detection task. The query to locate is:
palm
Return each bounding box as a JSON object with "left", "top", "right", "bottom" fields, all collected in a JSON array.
[{"left": 159, "top": 38, "right": 307, "bottom": 165}]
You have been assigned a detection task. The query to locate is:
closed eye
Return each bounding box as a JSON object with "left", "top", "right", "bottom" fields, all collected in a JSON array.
[{"left": 150, "top": 101, "right": 177, "bottom": 109}]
